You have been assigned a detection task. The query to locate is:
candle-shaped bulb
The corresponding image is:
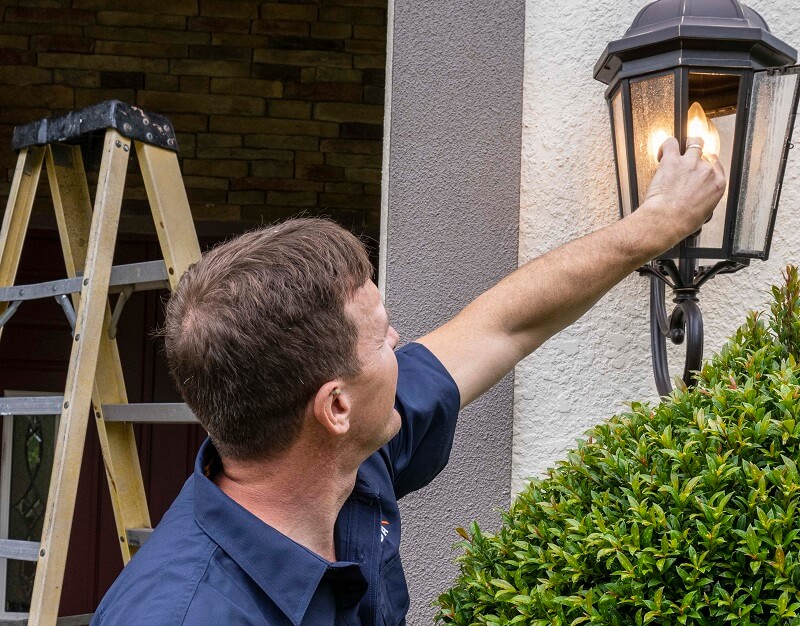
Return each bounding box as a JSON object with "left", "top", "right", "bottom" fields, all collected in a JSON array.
[
  {"left": 687, "top": 101, "right": 721, "bottom": 158},
  {"left": 688, "top": 102, "right": 708, "bottom": 137},
  {"left": 649, "top": 130, "right": 671, "bottom": 162},
  {"left": 705, "top": 119, "right": 721, "bottom": 158}
]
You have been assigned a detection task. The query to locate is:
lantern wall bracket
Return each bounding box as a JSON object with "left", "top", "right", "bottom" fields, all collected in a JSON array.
[
  {"left": 596, "top": 0, "right": 799, "bottom": 398},
  {"left": 637, "top": 259, "right": 746, "bottom": 396}
]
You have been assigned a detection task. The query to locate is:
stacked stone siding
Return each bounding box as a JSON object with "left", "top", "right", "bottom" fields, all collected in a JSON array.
[{"left": 0, "top": 0, "right": 386, "bottom": 244}]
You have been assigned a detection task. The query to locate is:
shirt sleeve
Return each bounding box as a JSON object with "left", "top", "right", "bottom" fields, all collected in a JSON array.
[{"left": 387, "top": 342, "right": 460, "bottom": 499}]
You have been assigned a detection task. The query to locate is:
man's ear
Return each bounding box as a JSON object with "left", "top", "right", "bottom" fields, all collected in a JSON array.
[{"left": 313, "top": 381, "right": 351, "bottom": 436}]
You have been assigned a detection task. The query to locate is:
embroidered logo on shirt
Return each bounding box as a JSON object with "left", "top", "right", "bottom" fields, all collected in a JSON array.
[{"left": 380, "top": 520, "right": 389, "bottom": 542}]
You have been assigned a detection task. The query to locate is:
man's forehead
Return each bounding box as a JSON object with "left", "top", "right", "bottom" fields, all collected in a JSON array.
[
  {"left": 348, "top": 282, "right": 386, "bottom": 325},
  {"left": 351, "top": 281, "right": 382, "bottom": 308}
]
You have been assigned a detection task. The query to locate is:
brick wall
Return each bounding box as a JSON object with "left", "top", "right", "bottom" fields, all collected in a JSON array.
[{"left": 0, "top": 0, "right": 386, "bottom": 249}]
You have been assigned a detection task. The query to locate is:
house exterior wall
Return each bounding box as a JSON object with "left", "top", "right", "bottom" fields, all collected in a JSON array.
[
  {"left": 382, "top": 0, "right": 524, "bottom": 622},
  {"left": 514, "top": 0, "right": 800, "bottom": 493},
  {"left": 0, "top": 1, "right": 386, "bottom": 245}
]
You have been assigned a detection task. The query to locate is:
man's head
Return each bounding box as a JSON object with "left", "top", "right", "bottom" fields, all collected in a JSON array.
[{"left": 163, "top": 218, "right": 379, "bottom": 461}]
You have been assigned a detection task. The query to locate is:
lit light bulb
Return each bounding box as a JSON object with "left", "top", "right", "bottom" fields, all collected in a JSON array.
[
  {"left": 706, "top": 118, "right": 721, "bottom": 158},
  {"left": 649, "top": 129, "right": 672, "bottom": 162},
  {"left": 687, "top": 102, "right": 707, "bottom": 137},
  {"left": 687, "top": 102, "right": 721, "bottom": 158}
]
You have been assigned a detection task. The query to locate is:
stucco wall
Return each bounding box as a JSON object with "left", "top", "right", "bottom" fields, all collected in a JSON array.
[
  {"left": 382, "top": 0, "right": 524, "bottom": 621},
  {"left": 514, "top": 0, "right": 800, "bottom": 493}
]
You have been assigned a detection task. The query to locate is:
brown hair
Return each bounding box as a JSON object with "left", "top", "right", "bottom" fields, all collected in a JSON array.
[{"left": 163, "top": 218, "right": 373, "bottom": 461}]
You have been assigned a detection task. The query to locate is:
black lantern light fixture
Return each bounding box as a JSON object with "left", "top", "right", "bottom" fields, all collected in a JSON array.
[{"left": 595, "top": 0, "right": 800, "bottom": 395}]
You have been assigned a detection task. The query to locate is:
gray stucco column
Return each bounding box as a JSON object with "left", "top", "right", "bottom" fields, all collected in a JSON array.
[{"left": 380, "top": 1, "right": 524, "bottom": 621}]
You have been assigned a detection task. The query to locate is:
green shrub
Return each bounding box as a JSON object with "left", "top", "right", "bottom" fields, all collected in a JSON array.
[{"left": 437, "top": 267, "right": 800, "bottom": 625}]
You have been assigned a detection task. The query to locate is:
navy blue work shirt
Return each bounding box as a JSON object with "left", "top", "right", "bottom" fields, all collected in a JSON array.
[{"left": 92, "top": 342, "right": 460, "bottom": 625}]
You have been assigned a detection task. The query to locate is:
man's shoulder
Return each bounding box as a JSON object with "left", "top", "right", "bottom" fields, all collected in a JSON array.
[
  {"left": 93, "top": 473, "right": 295, "bottom": 625},
  {"left": 387, "top": 342, "right": 461, "bottom": 498},
  {"left": 92, "top": 478, "right": 219, "bottom": 625}
]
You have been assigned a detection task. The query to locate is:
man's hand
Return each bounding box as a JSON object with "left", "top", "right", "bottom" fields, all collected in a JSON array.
[
  {"left": 637, "top": 136, "right": 726, "bottom": 249},
  {"left": 418, "top": 135, "right": 727, "bottom": 408}
]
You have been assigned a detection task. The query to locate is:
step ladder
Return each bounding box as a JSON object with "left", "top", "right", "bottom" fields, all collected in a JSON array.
[{"left": 0, "top": 101, "right": 202, "bottom": 626}]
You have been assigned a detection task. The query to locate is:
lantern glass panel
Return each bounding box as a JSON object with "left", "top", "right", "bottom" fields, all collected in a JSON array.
[
  {"left": 734, "top": 69, "right": 800, "bottom": 257},
  {"left": 685, "top": 73, "right": 740, "bottom": 254},
  {"left": 612, "top": 89, "right": 633, "bottom": 217},
  {"left": 631, "top": 73, "right": 675, "bottom": 207}
]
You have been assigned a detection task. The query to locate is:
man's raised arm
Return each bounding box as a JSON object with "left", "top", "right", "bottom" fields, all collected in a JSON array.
[{"left": 417, "top": 137, "right": 726, "bottom": 408}]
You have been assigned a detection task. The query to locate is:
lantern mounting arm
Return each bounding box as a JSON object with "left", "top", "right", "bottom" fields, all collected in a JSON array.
[{"left": 637, "top": 259, "right": 746, "bottom": 396}]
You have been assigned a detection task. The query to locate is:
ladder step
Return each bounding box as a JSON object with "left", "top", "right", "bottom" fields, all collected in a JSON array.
[
  {"left": 0, "top": 260, "right": 169, "bottom": 304},
  {"left": 0, "top": 614, "right": 93, "bottom": 625},
  {"left": 0, "top": 396, "right": 62, "bottom": 416},
  {"left": 58, "top": 615, "right": 95, "bottom": 626},
  {"left": 0, "top": 539, "right": 40, "bottom": 562},
  {"left": 0, "top": 398, "right": 199, "bottom": 424},
  {"left": 126, "top": 528, "right": 154, "bottom": 548},
  {"left": 59, "top": 616, "right": 94, "bottom": 626},
  {"left": 103, "top": 403, "right": 199, "bottom": 424},
  {"left": 12, "top": 99, "right": 177, "bottom": 152}
]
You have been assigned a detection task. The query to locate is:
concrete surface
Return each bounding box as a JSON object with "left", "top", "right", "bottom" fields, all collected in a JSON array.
[{"left": 381, "top": 0, "right": 524, "bottom": 621}]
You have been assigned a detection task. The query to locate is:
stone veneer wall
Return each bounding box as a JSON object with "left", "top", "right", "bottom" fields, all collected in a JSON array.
[{"left": 0, "top": 0, "right": 386, "bottom": 246}]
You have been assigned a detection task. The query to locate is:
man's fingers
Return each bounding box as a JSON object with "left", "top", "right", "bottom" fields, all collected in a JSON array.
[
  {"left": 684, "top": 136, "right": 705, "bottom": 158},
  {"left": 707, "top": 152, "right": 726, "bottom": 181},
  {"left": 658, "top": 136, "right": 709, "bottom": 161},
  {"left": 658, "top": 136, "right": 680, "bottom": 162}
]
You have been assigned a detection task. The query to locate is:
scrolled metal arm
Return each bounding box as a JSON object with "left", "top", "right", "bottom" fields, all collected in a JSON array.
[
  {"left": 650, "top": 275, "right": 704, "bottom": 396},
  {"left": 638, "top": 258, "right": 746, "bottom": 395}
]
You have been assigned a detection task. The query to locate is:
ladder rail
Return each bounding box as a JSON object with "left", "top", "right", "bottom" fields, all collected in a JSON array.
[
  {"left": 46, "top": 140, "right": 154, "bottom": 572},
  {"left": 0, "top": 148, "right": 45, "bottom": 346},
  {"left": 137, "top": 142, "right": 201, "bottom": 288},
  {"left": 28, "top": 131, "right": 132, "bottom": 624},
  {"left": 0, "top": 103, "right": 201, "bottom": 626}
]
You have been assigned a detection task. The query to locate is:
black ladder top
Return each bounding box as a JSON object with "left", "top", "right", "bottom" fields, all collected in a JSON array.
[{"left": 11, "top": 100, "right": 178, "bottom": 152}]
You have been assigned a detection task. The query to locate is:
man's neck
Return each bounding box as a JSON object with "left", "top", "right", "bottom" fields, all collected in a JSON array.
[{"left": 213, "top": 440, "right": 358, "bottom": 562}]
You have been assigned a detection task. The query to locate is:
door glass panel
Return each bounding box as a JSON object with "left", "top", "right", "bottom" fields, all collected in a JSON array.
[
  {"left": 631, "top": 73, "right": 675, "bottom": 207},
  {"left": 734, "top": 68, "right": 800, "bottom": 257},
  {"left": 612, "top": 89, "right": 633, "bottom": 217},
  {"left": 1, "top": 399, "right": 58, "bottom": 615}
]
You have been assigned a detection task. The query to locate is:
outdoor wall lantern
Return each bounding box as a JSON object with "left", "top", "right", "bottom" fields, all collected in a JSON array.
[{"left": 595, "top": 0, "right": 800, "bottom": 395}]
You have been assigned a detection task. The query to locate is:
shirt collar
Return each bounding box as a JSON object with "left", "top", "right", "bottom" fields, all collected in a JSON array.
[{"left": 192, "top": 438, "right": 365, "bottom": 625}]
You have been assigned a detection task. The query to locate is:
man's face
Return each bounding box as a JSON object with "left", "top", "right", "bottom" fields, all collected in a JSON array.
[{"left": 344, "top": 281, "right": 401, "bottom": 451}]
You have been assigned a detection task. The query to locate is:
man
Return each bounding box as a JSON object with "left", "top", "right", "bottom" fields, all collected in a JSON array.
[{"left": 93, "top": 137, "right": 724, "bottom": 625}]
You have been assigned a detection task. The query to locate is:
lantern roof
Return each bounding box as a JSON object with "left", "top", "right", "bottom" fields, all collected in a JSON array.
[
  {"left": 630, "top": 0, "right": 768, "bottom": 32},
  {"left": 595, "top": 0, "right": 797, "bottom": 87}
]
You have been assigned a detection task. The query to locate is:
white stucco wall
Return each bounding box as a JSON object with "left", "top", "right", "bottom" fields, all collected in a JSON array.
[{"left": 514, "top": 0, "right": 800, "bottom": 494}]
